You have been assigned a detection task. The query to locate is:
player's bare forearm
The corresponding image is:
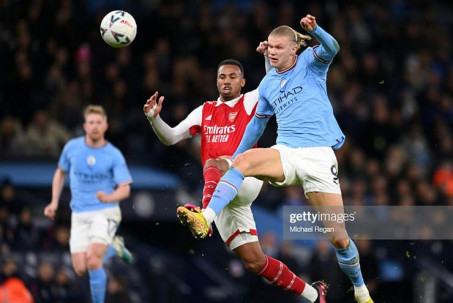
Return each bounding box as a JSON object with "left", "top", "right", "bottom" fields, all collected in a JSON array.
[
  {"left": 51, "top": 167, "right": 66, "bottom": 206},
  {"left": 114, "top": 183, "right": 131, "bottom": 201},
  {"left": 97, "top": 184, "right": 131, "bottom": 203},
  {"left": 45, "top": 167, "right": 66, "bottom": 219}
]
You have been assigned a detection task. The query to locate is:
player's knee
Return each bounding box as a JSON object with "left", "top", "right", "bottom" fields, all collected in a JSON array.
[
  {"left": 204, "top": 158, "right": 229, "bottom": 175},
  {"left": 73, "top": 266, "right": 87, "bottom": 277},
  {"left": 204, "top": 158, "right": 218, "bottom": 169},
  {"left": 232, "top": 153, "right": 252, "bottom": 174},
  {"left": 86, "top": 255, "right": 103, "bottom": 270},
  {"left": 242, "top": 257, "right": 266, "bottom": 274},
  {"left": 330, "top": 237, "right": 349, "bottom": 249}
]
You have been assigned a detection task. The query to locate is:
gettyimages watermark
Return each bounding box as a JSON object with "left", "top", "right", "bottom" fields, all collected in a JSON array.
[{"left": 283, "top": 206, "right": 453, "bottom": 240}]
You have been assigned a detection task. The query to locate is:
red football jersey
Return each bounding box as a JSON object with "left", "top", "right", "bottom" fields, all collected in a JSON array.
[{"left": 188, "top": 91, "right": 258, "bottom": 165}]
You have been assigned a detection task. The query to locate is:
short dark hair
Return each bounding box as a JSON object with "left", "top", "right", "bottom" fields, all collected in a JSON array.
[{"left": 217, "top": 59, "right": 245, "bottom": 77}]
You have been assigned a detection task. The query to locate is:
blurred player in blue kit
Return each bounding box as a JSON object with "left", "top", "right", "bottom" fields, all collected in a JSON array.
[
  {"left": 44, "top": 105, "right": 133, "bottom": 303},
  {"left": 178, "top": 14, "right": 374, "bottom": 303}
]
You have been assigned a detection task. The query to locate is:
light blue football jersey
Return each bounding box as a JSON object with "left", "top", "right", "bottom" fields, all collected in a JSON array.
[
  {"left": 257, "top": 44, "right": 345, "bottom": 148},
  {"left": 58, "top": 137, "right": 132, "bottom": 213}
]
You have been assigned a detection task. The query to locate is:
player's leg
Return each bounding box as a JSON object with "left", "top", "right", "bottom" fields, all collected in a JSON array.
[
  {"left": 100, "top": 208, "right": 133, "bottom": 264},
  {"left": 215, "top": 182, "right": 324, "bottom": 303},
  {"left": 70, "top": 212, "right": 90, "bottom": 276},
  {"left": 234, "top": 242, "right": 323, "bottom": 302},
  {"left": 301, "top": 147, "right": 373, "bottom": 303},
  {"left": 178, "top": 157, "right": 229, "bottom": 238},
  {"left": 177, "top": 148, "right": 284, "bottom": 238},
  {"left": 102, "top": 236, "right": 133, "bottom": 264},
  {"left": 111, "top": 236, "right": 134, "bottom": 264},
  {"left": 102, "top": 236, "right": 133, "bottom": 262},
  {"left": 202, "top": 158, "right": 229, "bottom": 209},
  {"left": 86, "top": 207, "right": 122, "bottom": 303},
  {"left": 305, "top": 192, "right": 349, "bottom": 248},
  {"left": 71, "top": 252, "right": 88, "bottom": 276},
  {"left": 307, "top": 192, "right": 373, "bottom": 303},
  {"left": 87, "top": 242, "right": 109, "bottom": 303},
  {"left": 208, "top": 148, "right": 284, "bottom": 215},
  {"left": 232, "top": 147, "right": 285, "bottom": 181}
]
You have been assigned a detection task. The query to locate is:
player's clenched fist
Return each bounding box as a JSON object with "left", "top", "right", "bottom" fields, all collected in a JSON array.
[
  {"left": 256, "top": 41, "right": 269, "bottom": 56},
  {"left": 300, "top": 14, "right": 317, "bottom": 32},
  {"left": 44, "top": 203, "right": 58, "bottom": 220}
]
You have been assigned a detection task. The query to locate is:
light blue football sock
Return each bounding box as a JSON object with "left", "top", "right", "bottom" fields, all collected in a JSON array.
[
  {"left": 335, "top": 239, "right": 365, "bottom": 286},
  {"left": 103, "top": 245, "right": 117, "bottom": 264},
  {"left": 89, "top": 267, "right": 107, "bottom": 303},
  {"left": 208, "top": 167, "right": 244, "bottom": 215}
]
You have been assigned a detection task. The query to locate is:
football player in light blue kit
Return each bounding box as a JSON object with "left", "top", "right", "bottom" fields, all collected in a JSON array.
[
  {"left": 44, "top": 105, "right": 133, "bottom": 303},
  {"left": 177, "top": 14, "right": 374, "bottom": 303}
]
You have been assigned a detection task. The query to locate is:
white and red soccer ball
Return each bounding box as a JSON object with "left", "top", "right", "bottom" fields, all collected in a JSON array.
[{"left": 100, "top": 10, "right": 137, "bottom": 48}]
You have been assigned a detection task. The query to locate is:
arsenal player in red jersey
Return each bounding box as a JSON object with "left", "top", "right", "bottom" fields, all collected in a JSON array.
[{"left": 143, "top": 45, "right": 327, "bottom": 302}]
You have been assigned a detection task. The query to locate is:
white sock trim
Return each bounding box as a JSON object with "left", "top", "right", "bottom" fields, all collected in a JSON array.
[
  {"left": 354, "top": 284, "right": 370, "bottom": 301},
  {"left": 301, "top": 283, "right": 318, "bottom": 302},
  {"left": 202, "top": 207, "right": 216, "bottom": 225}
]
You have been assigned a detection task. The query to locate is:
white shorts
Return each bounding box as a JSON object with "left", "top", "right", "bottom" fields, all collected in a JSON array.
[
  {"left": 270, "top": 145, "right": 341, "bottom": 195},
  {"left": 214, "top": 175, "right": 263, "bottom": 250},
  {"left": 70, "top": 207, "right": 121, "bottom": 253}
]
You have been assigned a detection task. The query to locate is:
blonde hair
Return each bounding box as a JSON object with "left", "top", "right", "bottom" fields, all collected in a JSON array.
[
  {"left": 270, "top": 25, "right": 312, "bottom": 49},
  {"left": 84, "top": 105, "right": 107, "bottom": 121}
]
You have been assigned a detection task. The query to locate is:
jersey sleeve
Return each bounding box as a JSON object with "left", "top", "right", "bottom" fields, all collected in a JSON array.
[
  {"left": 255, "top": 83, "right": 274, "bottom": 118},
  {"left": 112, "top": 149, "right": 133, "bottom": 185},
  {"left": 310, "top": 25, "right": 339, "bottom": 62},
  {"left": 58, "top": 141, "right": 72, "bottom": 172},
  {"left": 176, "top": 105, "right": 203, "bottom": 136},
  {"left": 150, "top": 105, "right": 202, "bottom": 145},
  {"left": 305, "top": 25, "right": 340, "bottom": 72},
  {"left": 302, "top": 47, "right": 330, "bottom": 75},
  {"left": 243, "top": 89, "right": 259, "bottom": 115}
]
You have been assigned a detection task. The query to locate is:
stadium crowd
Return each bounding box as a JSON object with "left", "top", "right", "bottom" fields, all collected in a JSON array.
[{"left": 1, "top": 0, "right": 453, "bottom": 302}]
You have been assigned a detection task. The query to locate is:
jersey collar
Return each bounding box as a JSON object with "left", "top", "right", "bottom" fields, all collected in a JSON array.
[
  {"left": 215, "top": 94, "right": 243, "bottom": 107},
  {"left": 276, "top": 56, "right": 298, "bottom": 74}
]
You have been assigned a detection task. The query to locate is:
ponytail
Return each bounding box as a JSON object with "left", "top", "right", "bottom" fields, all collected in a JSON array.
[{"left": 270, "top": 25, "right": 311, "bottom": 50}]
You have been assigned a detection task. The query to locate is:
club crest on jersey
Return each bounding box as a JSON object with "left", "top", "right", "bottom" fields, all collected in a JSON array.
[
  {"left": 87, "top": 155, "right": 96, "bottom": 166},
  {"left": 280, "top": 79, "right": 287, "bottom": 88},
  {"left": 228, "top": 112, "right": 238, "bottom": 122}
]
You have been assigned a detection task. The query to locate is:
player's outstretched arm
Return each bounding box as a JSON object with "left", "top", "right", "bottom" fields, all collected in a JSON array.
[
  {"left": 301, "top": 14, "right": 340, "bottom": 61},
  {"left": 143, "top": 91, "right": 193, "bottom": 146},
  {"left": 44, "top": 167, "right": 66, "bottom": 220}
]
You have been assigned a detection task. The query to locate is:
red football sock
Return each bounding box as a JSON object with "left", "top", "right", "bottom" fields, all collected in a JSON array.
[
  {"left": 258, "top": 255, "right": 307, "bottom": 295},
  {"left": 202, "top": 165, "right": 222, "bottom": 209}
]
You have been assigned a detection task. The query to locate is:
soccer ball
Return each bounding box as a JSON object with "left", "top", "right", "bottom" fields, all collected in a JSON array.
[{"left": 100, "top": 10, "right": 137, "bottom": 48}]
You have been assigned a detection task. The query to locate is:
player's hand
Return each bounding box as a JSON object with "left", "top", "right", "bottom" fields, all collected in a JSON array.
[
  {"left": 256, "top": 41, "right": 269, "bottom": 56},
  {"left": 144, "top": 91, "right": 165, "bottom": 119},
  {"left": 44, "top": 202, "right": 58, "bottom": 220},
  {"left": 96, "top": 191, "right": 110, "bottom": 203},
  {"left": 300, "top": 14, "right": 317, "bottom": 32}
]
